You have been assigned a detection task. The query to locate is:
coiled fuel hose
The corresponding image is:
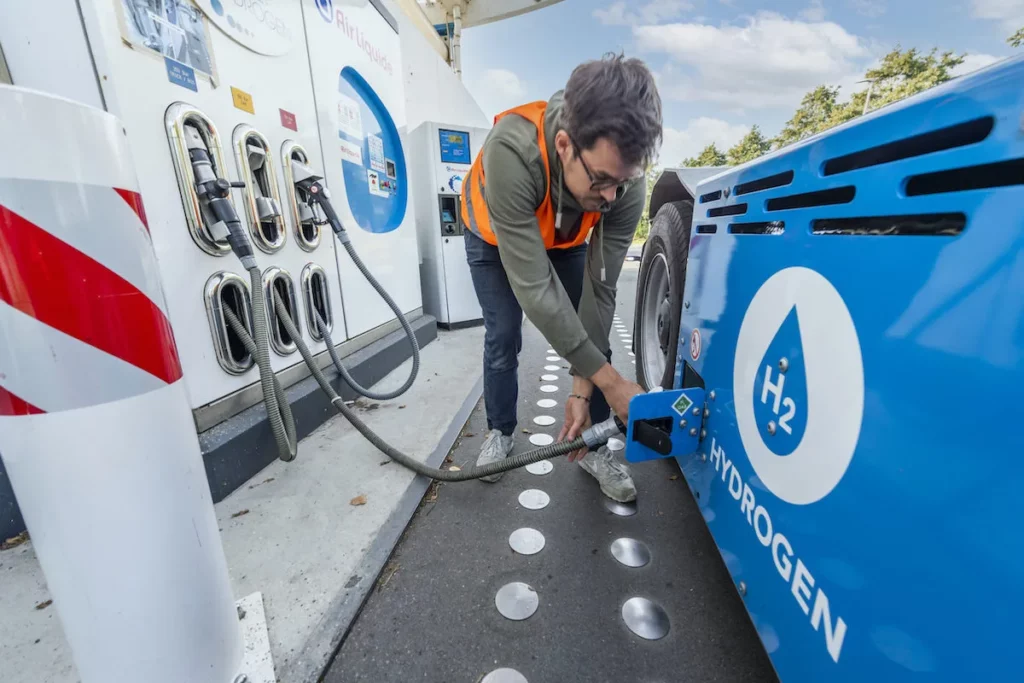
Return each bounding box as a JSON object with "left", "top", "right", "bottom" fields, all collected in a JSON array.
[{"left": 225, "top": 292, "right": 606, "bottom": 481}]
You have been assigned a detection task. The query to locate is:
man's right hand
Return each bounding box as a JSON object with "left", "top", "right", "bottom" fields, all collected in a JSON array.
[{"left": 591, "top": 363, "right": 644, "bottom": 423}]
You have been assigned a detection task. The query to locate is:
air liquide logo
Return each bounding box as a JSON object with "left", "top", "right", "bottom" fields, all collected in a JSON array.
[
  {"left": 194, "top": 0, "right": 293, "bottom": 56},
  {"left": 733, "top": 267, "right": 864, "bottom": 505}
]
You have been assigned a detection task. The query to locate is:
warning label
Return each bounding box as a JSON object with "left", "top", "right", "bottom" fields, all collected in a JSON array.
[{"left": 671, "top": 393, "right": 694, "bottom": 417}]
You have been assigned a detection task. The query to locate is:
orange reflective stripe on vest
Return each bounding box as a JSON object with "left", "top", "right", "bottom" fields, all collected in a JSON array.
[{"left": 461, "top": 101, "right": 602, "bottom": 249}]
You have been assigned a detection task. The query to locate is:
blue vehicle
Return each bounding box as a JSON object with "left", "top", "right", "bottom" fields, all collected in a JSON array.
[{"left": 627, "top": 55, "right": 1024, "bottom": 682}]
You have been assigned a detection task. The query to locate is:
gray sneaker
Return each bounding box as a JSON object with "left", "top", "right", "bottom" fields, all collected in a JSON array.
[
  {"left": 476, "top": 429, "right": 514, "bottom": 483},
  {"left": 579, "top": 445, "right": 637, "bottom": 502}
]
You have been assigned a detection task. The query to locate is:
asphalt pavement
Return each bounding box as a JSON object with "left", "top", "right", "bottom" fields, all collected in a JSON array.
[{"left": 325, "top": 262, "right": 779, "bottom": 683}]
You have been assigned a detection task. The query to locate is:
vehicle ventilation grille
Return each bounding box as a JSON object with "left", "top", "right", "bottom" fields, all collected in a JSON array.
[
  {"left": 735, "top": 171, "right": 794, "bottom": 196},
  {"left": 695, "top": 224, "right": 718, "bottom": 234},
  {"left": 766, "top": 186, "right": 855, "bottom": 211},
  {"left": 905, "top": 158, "right": 1024, "bottom": 196},
  {"left": 707, "top": 203, "right": 747, "bottom": 218},
  {"left": 699, "top": 190, "right": 722, "bottom": 203},
  {"left": 812, "top": 213, "right": 966, "bottom": 236},
  {"left": 823, "top": 116, "right": 995, "bottom": 176},
  {"left": 729, "top": 221, "right": 785, "bottom": 235}
]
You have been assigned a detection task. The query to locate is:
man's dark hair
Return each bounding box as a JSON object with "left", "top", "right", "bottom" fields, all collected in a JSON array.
[{"left": 562, "top": 53, "right": 663, "bottom": 168}]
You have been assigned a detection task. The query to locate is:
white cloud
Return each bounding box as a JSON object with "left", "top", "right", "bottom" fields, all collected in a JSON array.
[
  {"left": 636, "top": 13, "right": 870, "bottom": 110},
  {"left": 953, "top": 53, "right": 1005, "bottom": 76},
  {"left": 849, "top": 0, "right": 887, "bottom": 18},
  {"left": 658, "top": 117, "right": 750, "bottom": 166},
  {"left": 467, "top": 68, "right": 527, "bottom": 120},
  {"left": 971, "top": 0, "right": 1024, "bottom": 29},
  {"left": 798, "top": 0, "right": 826, "bottom": 22},
  {"left": 594, "top": 0, "right": 694, "bottom": 26}
]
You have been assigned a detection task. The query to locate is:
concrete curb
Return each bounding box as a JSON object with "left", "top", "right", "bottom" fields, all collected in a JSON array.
[{"left": 285, "top": 373, "right": 484, "bottom": 683}]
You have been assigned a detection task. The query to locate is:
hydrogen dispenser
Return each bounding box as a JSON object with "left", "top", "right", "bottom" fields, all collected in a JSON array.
[{"left": 409, "top": 122, "right": 489, "bottom": 328}]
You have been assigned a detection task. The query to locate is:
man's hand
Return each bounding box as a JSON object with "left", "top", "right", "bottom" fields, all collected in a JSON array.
[
  {"left": 557, "top": 376, "right": 594, "bottom": 462},
  {"left": 591, "top": 363, "right": 644, "bottom": 423}
]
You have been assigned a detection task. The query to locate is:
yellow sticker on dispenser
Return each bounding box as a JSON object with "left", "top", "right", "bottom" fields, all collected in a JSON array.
[{"left": 231, "top": 87, "right": 254, "bottom": 114}]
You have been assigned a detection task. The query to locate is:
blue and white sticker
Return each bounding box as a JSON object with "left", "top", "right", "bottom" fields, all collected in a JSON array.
[
  {"left": 733, "top": 267, "right": 864, "bottom": 505},
  {"left": 164, "top": 57, "right": 198, "bottom": 92}
]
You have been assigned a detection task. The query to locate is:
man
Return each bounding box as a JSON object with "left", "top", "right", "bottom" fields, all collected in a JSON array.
[{"left": 460, "top": 54, "right": 663, "bottom": 503}]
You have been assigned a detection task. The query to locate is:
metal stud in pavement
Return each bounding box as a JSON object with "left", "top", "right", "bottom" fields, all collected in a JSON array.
[
  {"left": 529, "top": 433, "right": 554, "bottom": 446},
  {"left": 495, "top": 582, "right": 539, "bottom": 621},
  {"left": 525, "top": 460, "right": 553, "bottom": 475},
  {"left": 621, "top": 597, "right": 670, "bottom": 640},
  {"left": 605, "top": 499, "right": 637, "bottom": 516},
  {"left": 533, "top": 415, "right": 556, "bottom": 426},
  {"left": 482, "top": 669, "right": 528, "bottom": 683},
  {"left": 518, "top": 489, "right": 550, "bottom": 510},
  {"left": 509, "top": 528, "right": 545, "bottom": 555},
  {"left": 611, "top": 538, "right": 651, "bottom": 568}
]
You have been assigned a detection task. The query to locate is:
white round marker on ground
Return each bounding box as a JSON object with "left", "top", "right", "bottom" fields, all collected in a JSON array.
[
  {"left": 525, "top": 460, "right": 553, "bottom": 475},
  {"left": 509, "top": 528, "right": 545, "bottom": 555},
  {"left": 482, "top": 668, "right": 529, "bottom": 683},
  {"left": 533, "top": 415, "right": 556, "bottom": 426},
  {"left": 547, "top": 349, "right": 556, "bottom": 354},
  {"left": 536, "top": 398, "right": 557, "bottom": 408},
  {"left": 541, "top": 374, "right": 558, "bottom": 381},
  {"left": 495, "top": 582, "right": 538, "bottom": 621},
  {"left": 518, "top": 489, "right": 550, "bottom": 510},
  {"left": 540, "top": 385, "right": 558, "bottom": 393},
  {"left": 529, "top": 433, "right": 554, "bottom": 446},
  {"left": 544, "top": 365, "right": 560, "bottom": 371},
  {"left": 545, "top": 356, "right": 559, "bottom": 362}
]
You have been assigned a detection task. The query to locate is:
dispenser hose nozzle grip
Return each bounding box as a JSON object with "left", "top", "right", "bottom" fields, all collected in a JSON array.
[{"left": 581, "top": 415, "right": 625, "bottom": 449}]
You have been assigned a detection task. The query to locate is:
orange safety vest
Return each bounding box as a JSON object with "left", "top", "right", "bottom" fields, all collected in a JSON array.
[{"left": 461, "top": 101, "right": 602, "bottom": 249}]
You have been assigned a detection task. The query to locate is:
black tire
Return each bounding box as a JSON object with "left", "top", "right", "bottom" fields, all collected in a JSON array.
[{"left": 633, "top": 200, "right": 692, "bottom": 391}]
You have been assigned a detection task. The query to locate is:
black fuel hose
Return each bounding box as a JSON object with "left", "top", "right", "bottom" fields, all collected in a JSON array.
[
  {"left": 230, "top": 291, "right": 587, "bottom": 481},
  {"left": 316, "top": 240, "right": 419, "bottom": 401}
]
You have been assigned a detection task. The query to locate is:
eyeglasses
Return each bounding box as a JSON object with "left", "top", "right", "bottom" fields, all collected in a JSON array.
[{"left": 571, "top": 138, "right": 642, "bottom": 193}]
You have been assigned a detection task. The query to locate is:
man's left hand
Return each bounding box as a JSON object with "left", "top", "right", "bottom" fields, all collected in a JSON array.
[{"left": 558, "top": 395, "right": 591, "bottom": 462}]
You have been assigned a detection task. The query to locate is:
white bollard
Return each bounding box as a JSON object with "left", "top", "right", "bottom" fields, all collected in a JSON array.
[{"left": 0, "top": 86, "right": 243, "bottom": 683}]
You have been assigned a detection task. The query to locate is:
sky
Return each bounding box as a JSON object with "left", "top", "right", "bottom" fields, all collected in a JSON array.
[{"left": 459, "top": 0, "right": 1022, "bottom": 167}]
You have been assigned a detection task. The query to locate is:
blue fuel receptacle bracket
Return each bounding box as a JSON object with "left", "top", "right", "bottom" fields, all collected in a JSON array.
[{"left": 623, "top": 388, "right": 705, "bottom": 463}]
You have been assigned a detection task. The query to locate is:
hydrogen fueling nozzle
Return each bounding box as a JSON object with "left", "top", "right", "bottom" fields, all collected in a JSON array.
[
  {"left": 291, "top": 158, "right": 348, "bottom": 242},
  {"left": 183, "top": 124, "right": 255, "bottom": 268},
  {"left": 582, "top": 415, "right": 627, "bottom": 450}
]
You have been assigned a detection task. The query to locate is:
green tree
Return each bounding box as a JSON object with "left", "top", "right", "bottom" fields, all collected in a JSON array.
[
  {"left": 726, "top": 125, "right": 772, "bottom": 165},
  {"left": 772, "top": 85, "right": 841, "bottom": 149},
  {"left": 681, "top": 143, "right": 727, "bottom": 167},
  {"left": 1010, "top": 28, "right": 1023, "bottom": 47},
  {"left": 827, "top": 47, "right": 965, "bottom": 128}
]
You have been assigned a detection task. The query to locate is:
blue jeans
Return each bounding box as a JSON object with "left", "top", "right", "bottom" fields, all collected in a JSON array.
[{"left": 464, "top": 229, "right": 611, "bottom": 436}]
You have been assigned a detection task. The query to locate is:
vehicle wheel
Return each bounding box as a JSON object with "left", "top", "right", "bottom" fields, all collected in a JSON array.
[{"left": 634, "top": 200, "right": 692, "bottom": 391}]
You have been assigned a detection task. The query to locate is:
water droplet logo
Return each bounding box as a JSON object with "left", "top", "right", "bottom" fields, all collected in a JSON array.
[
  {"left": 316, "top": 0, "right": 334, "bottom": 23},
  {"left": 751, "top": 307, "right": 807, "bottom": 456},
  {"left": 210, "top": 0, "right": 224, "bottom": 16},
  {"left": 734, "top": 267, "right": 864, "bottom": 505}
]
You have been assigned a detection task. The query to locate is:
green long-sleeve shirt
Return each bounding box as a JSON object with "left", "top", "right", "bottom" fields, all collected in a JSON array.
[{"left": 478, "top": 91, "right": 645, "bottom": 378}]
